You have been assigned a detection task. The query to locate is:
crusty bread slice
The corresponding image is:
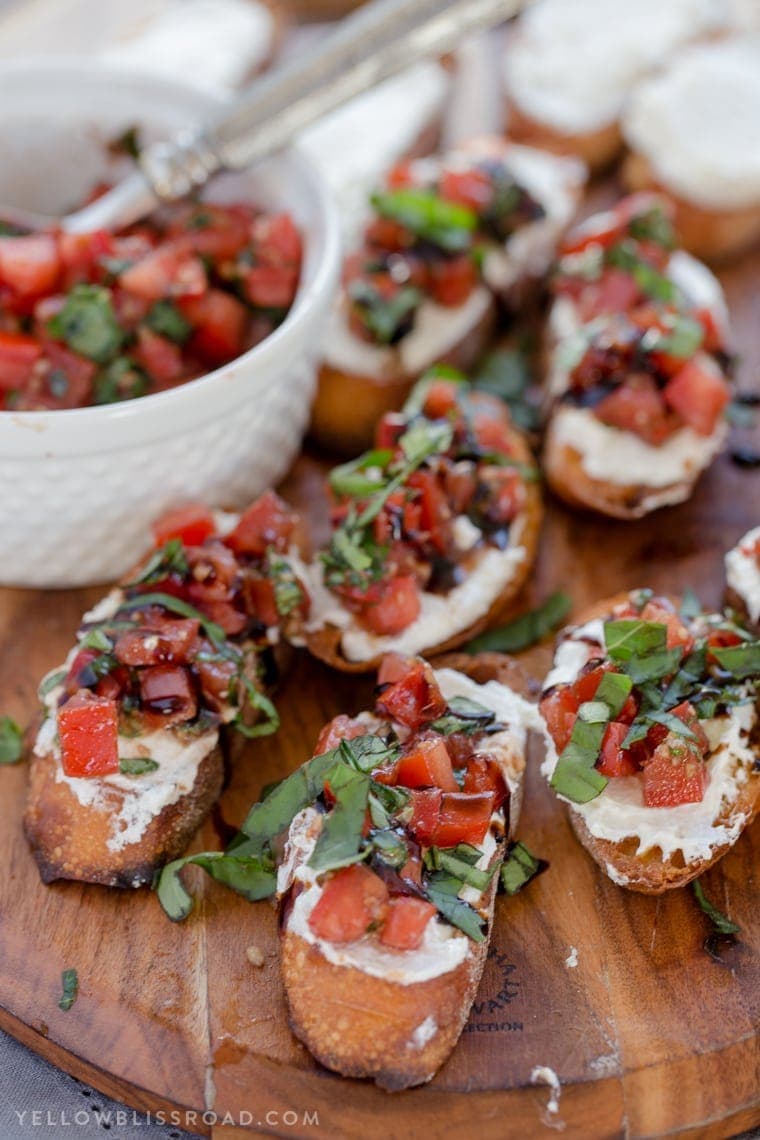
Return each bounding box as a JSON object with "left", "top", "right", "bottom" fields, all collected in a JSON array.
[
  {"left": 542, "top": 425, "right": 695, "bottom": 520},
  {"left": 622, "top": 151, "right": 760, "bottom": 263},
  {"left": 506, "top": 98, "right": 622, "bottom": 175},
  {"left": 546, "top": 593, "right": 760, "bottom": 894},
  {"left": 281, "top": 654, "right": 524, "bottom": 1088},
  {"left": 23, "top": 740, "right": 224, "bottom": 889},
  {"left": 309, "top": 295, "right": 496, "bottom": 456},
  {"left": 301, "top": 426, "right": 543, "bottom": 672}
]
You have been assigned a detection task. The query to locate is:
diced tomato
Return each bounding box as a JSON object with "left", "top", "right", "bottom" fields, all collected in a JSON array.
[
  {"left": 0, "top": 331, "right": 42, "bottom": 391},
  {"left": 242, "top": 575, "right": 279, "bottom": 628},
  {"left": 706, "top": 627, "right": 743, "bottom": 654},
  {"left": 639, "top": 600, "right": 693, "bottom": 654},
  {"left": 58, "top": 690, "right": 119, "bottom": 778},
  {"left": 224, "top": 490, "right": 295, "bottom": 557},
  {"left": 396, "top": 737, "right": 458, "bottom": 792},
  {"left": 252, "top": 212, "right": 303, "bottom": 268},
  {"left": 375, "top": 656, "right": 447, "bottom": 728},
  {"left": 119, "top": 243, "right": 207, "bottom": 302},
  {"left": 407, "top": 788, "right": 443, "bottom": 846},
  {"left": 315, "top": 714, "right": 369, "bottom": 755},
  {"left": 94, "top": 668, "right": 129, "bottom": 701},
  {"left": 596, "top": 721, "right": 639, "bottom": 778},
  {"left": 133, "top": 327, "right": 183, "bottom": 385},
  {"left": 58, "top": 230, "right": 114, "bottom": 286},
  {"left": 374, "top": 411, "right": 407, "bottom": 450},
  {"left": 642, "top": 734, "right": 707, "bottom": 807},
  {"left": 480, "top": 466, "right": 526, "bottom": 524},
  {"left": 364, "top": 216, "right": 411, "bottom": 252},
  {"left": 595, "top": 376, "right": 680, "bottom": 446},
  {"left": 182, "top": 288, "right": 248, "bottom": 367},
  {"left": 193, "top": 598, "right": 247, "bottom": 636},
  {"left": 167, "top": 203, "right": 250, "bottom": 260},
  {"left": 244, "top": 264, "right": 299, "bottom": 309},
  {"left": 406, "top": 470, "right": 450, "bottom": 553},
  {"left": 151, "top": 501, "right": 216, "bottom": 548},
  {"left": 663, "top": 359, "right": 731, "bottom": 437},
  {"left": 379, "top": 897, "right": 436, "bottom": 951},
  {"left": 196, "top": 651, "right": 237, "bottom": 708},
  {"left": 438, "top": 168, "right": 493, "bottom": 211},
  {"left": 578, "top": 268, "right": 642, "bottom": 321},
  {"left": 432, "top": 791, "right": 495, "bottom": 847},
  {"left": 359, "top": 575, "right": 421, "bottom": 636},
  {"left": 428, "top": 254, "right": 478, "bottom": 306},
  {"left": 399, "top": 853, "right": 423, "bottom": 889},
  {"left": 386, "top": 161, "right": 415, "bottom": 189},
  {"left": 694, "top": 307, "right": 725, "bottom": 355},
  {"left": 472, "top": 413, "right": 515, "bottom": 457},
  {"left": 422, "top": 379, "right": 461, "bottom": 420},
  {"left": 138, "top": 665, "right": 197, "bottom": 723},
  {"left": 462, "top": 754, "right": 508, "bottom": 808},
  {"left": 19, "top": 339, "right": 97, "bottom": 410},
  {"left": 113, "top": 618, "right": 199, "bottom": 667},
  {"left": 307, "top": 864, "right": 389, "bottom": 944},
  {"left": 668, "top": 701, "right": 709, "bottom": 752},
  {"left": 0, "top": 234, "right": 60, "bottom": 298}
]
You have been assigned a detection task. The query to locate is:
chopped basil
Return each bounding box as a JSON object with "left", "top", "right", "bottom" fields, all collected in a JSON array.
[
  {"left": 118, "top": 591, "right": 227, "bottom": 649},
  {"left": 308, "top": 762, "right": 371, "bottom": 873},
  {"left": 402, "top": 366, "right": 467, "bottom": 417},
  {"left": 328, "top": 450, "right": 393, "bottom": 498},
  {"left": 156, "top": 850, "right": 276, "bottom": 922},
  {"left": 425, "top": 873, "right": 488, "bottom": 941},
  {"left": 348, "top": 280, "right": 422, "bottom": 345},
  {"left": 370, "top": 828, "right": 408, "bottom": 868},
  {"left": 126, "top": 539, "right": 189, "bottom": 587},
  {"left": 94, "top": 357, "right": 148, "bottom": 404},
  {"left": 578, "top": 700, "right": 611, "bottom": 724},
  {"left": 267, "top": 553, "right": 306, "bottom": 618},
  {"left": 430, "top": 696, "right": 498, "bottom": 736},
  {"left": 146, "top": 300, "right": 192, "bottom": 344},
  {"left": 499, "top": 841, "right": 547, "bottom": 895},
  {"left": 38, "top": 669, "right": 67, "bottom": 699},
  {"left": 466, "top": 591, "right": 572, "bottom": 654},
  {"left": 550, "top": 715, "right": 608, "bottom": 803},
  {"left": 607, "top": 242, "right": 678, "bottom": 303},
  {"left": 58, "top": 968, "right": 79, "bottom": 1012},
  {"left": 604, "top": 620, "right": 667, "bottom": 661},
  {"left": 77, "top": 627, "right": 113, "bottom": 653},
  {"left": 367, "top": 782, "right": 410, "bottom": 829},
  {"left": 234, "top": 672, "right": 280, "bottom": 739},
  {"left": 692, "top": 879, "right": 741, "bottom": 936},
  {"left": 0, "top": 716, "right": 23, "bottom": 765},
  {"left": 711, "top": 642, "right": 760, "bottom": 679},
  {"left": 627, "top": 205, "right": 676, "bottom": 249},
  {"left": 119, "top": 756, "right": 159, "bottom": 776},
  {"left": 426, "top": 846, "right": 496, "bottom": 892},
  {"left": 48, "top": 285, "right": 124, "bottom": 364},
  {"left": 370, "top": 188, "right": 478, "bottom": 253},
  {"left": 235, "top": 747, "right": 341, "bottom": 855},
  {"left": 644, "top": 314, "right": 703, "bottom": 360},
  {"left": 340, "top": 734, "right": 400, "bottom": 773},
  {"left": 644, "top": 709, "right": 697, "bottom": 740}
]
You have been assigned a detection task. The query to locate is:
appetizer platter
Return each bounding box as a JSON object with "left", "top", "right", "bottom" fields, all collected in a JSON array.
[{"left": 0, "top": 9, "right": 758, "bottom": 1140}]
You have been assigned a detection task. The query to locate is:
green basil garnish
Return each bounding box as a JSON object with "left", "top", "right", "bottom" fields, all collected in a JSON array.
[
  {"left": 308, "top": 761, "right": 370, "bottom": 873},
  {"left": 425, "top": 873, "right": 488, "bottom": 941},
  {"left": 711, "top": 642, "right": 760, "bottom": 679},
  {"left": 370, "top": 188, "right": 478, "bottom": 253},
  {"left": 58, "top": 968, "right": 79, "bottom": 1012},
  {"left": 119, "top": 757, "right": 159, "bottom": 776},
  {"left": 466, "top": 591, "right": 572, "bottom": 654},
  {"left": 499, "top": 841, "right": 547, "bottom": 895},
  {"left": 48, "top": 284, "right": 124, "bottom": 364},
  {"left": 347, "top": 280, "right": 422, "bottom": 345},
  {"left": 0, "top": 716, "right": 23, "bottom": 765},
  {"left": 692, "top": 879, "right": 741, "bottom": 936},
  {"left": 146, "top": 299, "right": 192, "bottom": 344},
  {"left": 156, "top": 850, "right": 276, "bottom": 922}
]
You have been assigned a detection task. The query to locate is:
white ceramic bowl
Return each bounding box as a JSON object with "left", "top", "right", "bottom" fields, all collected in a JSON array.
[{"left": 0, "top": 60, "right": 341, "bottom": 587}]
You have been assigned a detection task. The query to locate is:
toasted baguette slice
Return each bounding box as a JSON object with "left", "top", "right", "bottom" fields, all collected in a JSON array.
[
  {"left": 724, "top": 526, "right": 760, "bottom": 636},
  {"left": 540, "top": 592, "right": 760, "bottom": 893},
  {"left": 310, "top": 296, "right": 495, "bottom": 456},
  {"left": 279, "top": 656, "right": 532, "bottom": 1089},
  {"left": 506, "top": 98, "right": 621, "bottom": 175},
  {"left": 24, "top": 737, "right": 224, "bottom": 889},
  {"left": 300, "top": 421, "right": 543, "bottom": 673}
]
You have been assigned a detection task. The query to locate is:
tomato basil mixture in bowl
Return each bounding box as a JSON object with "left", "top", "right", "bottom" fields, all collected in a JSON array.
[{"left": 0, "top": 61, "right": 340, "bottom": 587}]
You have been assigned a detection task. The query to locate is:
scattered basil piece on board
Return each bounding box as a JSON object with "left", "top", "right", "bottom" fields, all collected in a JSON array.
[
  {"left": 0, "top": 717, "right": 23, "bottom": 765},
  {"left": 692, "top": 880, "right": 741, "bottom": 936},
  {"left": 500, "top": 842, "right": 547, "bottom": 895},
  {"left": 156, "top": 851, "right": 276, "bottom": 921},
  {"left": 58, "top": 968, "right": 79, "bottom": 1012},
  {"left": 466, "top": 591, "right": 572, "bottom": 654}
]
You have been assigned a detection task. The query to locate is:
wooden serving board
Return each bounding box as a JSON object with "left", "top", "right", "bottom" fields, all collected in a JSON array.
[{"left": 0, "top": 253, "right": 758, "bottom": 1140}]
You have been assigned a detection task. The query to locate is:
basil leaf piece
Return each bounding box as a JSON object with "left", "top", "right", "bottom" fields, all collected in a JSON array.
[
  {"left": 627, "top": 205, "right": 676, "bottom": 249},
  {"left": 370, "top": 188, "right": 478, "bottom": 253},
  {"left": 711, "top": 642, "right": 760, "bottom": 679},
  {"left": 58, "top": 968, "right": 79, "bottom": 1012},
  {"left": 425, "top": 873, "right": 487, "bottom": 941},
  {"left": 347, "top": 280, "right": 422, "bottom": 345},
  {"left": 692, "top": 880, "right": 741, "bottom": 935},
  {"left": 604, "top": 620, "right": 667, "bottom": 661},
  {"left": 329, "top": 450, "right": 393, "bottom": 498},
  {"left": 431, "top": 696, "right": 497, "bottom": 736},
  {"left": 234, "top": 673, "right": 280, "bottom": 739},
  {"left": 645, "top": 710, "right": 696, "bottom": 740},
  {"left": 308, "top": 762, "right": 370, "bottom": 873},
  {"left": 48, "top": 284, "right": 124, "bottom": 363},
  {"left": 125, "top": 539, "right": 189, "bottom": 587},
  {"left": 146, "top": 299, "right": 192, "bottom": 344},
  {"left": 94, "top": 356, "right": 148, "bottom": 404},
  {"left": 236, "top": 747, "right": 340, "bottom": 853},
  {"left": 607, "top": 242, "right": 678, "bottom": 303},
  {"left": 646, "top": 314, "right": 703, "bottom": 360},
  {"left": 500, "top": 841, "right": 547, "bottom": 895},
  {"left": 156, "top": 851, "right": 276, "bottom": 921},
  {"left": 118, "top": 591, "right": 228, "bottom": 649},
  {"left": 267, "top": 552, "right": 306, "bottom": 618},
  {"left": 0, "top": 716, "right": 23, "bottom": 764},
  {"left": 370, "top": 828, "right": 408, "bottom": 868},
  {"left": 119, "top": 756, "right": 159, "bottom": 776},
  {"left": 77, "top": 627, "right": 113, "bottom": 653},
  {"left": 38, "top": 669, "right": 67, "bottom": 699},
  {"left": 340, "top": 735, "right": 400, "bottom": 773},
  {"left": 368, "top": 782, "right": 410, "bottom": 830},
  {"left": 595, "top": 671, "right": 634, "bottom": 716},
  {"left": 550, "top": 717, "right": 608, "bottom": 804},
  {"left": 432, "top": 848, "right": 496, "bottom": 892},
  {"left": 466, "top": 591, "right": 572, "bottom": 654},
  {"left": 578, "top": 700, "right": 611, "bottom": 724},
  {"left": 402, "top": 367, "right": 468, "bottom": 418},
  {"left": 621, "top": 647, "right": 684, "bottom": 684}
]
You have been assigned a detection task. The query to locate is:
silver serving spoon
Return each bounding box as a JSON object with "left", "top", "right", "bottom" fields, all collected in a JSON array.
[{"left": 0, "top": 0, "right": 521, "bottom": 234}]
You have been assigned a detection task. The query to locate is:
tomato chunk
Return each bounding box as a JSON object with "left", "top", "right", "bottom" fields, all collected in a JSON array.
[
  {"left": 596, "top": 722, "right": 639, "bottom": 778},
  {"left": 462, "top": 754, "right": 508, "bottom": 808},
  {"left": 594, "top": 376, "right": 679, "bottom": 446},
  {"left": 0, "top": 234, "right": 60, "bottom": 298},
  {"left": 182, "top": 288, "right": 247, "bottom": 366},
  {"left": 0, "top": 331, "right": 42, "bottom": 391},
  {"left": 406, "top": 788, "right": 443, "bottom": 846},
  {"left": 639, "top": 600, "right": 693, "bottom": 654},
  {"left": 540, "top": 685, "right": 580, "bottom": 753},
  {"left": 315, "top": 714, "right": 369, "bottom": 755},
  {"left": 379, "top": 897, "right": 437, "bottom": 950},
  {"left": 642, "top": 735, "right": 707, "bottom": 807},
  {"left": 375, "top": 657, "right": 447, "bottom": 729},
  {"left": 152, "top": 502, "right": 216, "bottom": 548},
  {"left": 138, "top": 665, "right": 197, "bottom": 723},
  {"left": 663, "top": 359, "right": 731, "bottom": 437},
  {"left": 307, "top": 864, "right": 389, "bottom": 944},
  {"left": 396, "top": 737, "right": 458, "bottom": 792},
  {"left": 224, "top": 490, "right": 295, "bottom": 557},
  {"left": 113, "top": 619, "right": 199, "bottom": 667},
  {"left": 427, "top": 254, "right": 477, "bottom": 306},
  {"left": 431, "top": 791, "right": 495, "bottom": 847},
  {"left": 359, "top": 575, "right": 421, "bottom": 636},
  {"left": 58, "top": 690, "right": 119, "bottom": 778},
  {"left": 120, "top": 243, "right": 207, "bottom": 302}
]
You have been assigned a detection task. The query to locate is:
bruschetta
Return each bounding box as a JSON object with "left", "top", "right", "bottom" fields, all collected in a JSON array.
[
  {"left": 24, "top": 492, "right": 305, "bottom": 888},
  {"left": 621, "top": 37, "right": 760, "bottom": 261},
  {"left": 310, "top": 136, "right": 584, "bottom": 455},
  {"left": 725, "top": 526, "right": 760, "bottom": 635},
  {"left": 292, "top": 372, "right": 542, "bottom": 672},
  {"left": 542, "top": 194, "right": 733, "bottom": 518},
  {"left": 539, "top": 590, "right": 760, "bottom": 893},
  {"left": 502, "top": 0, "right": 721, "bottom": 174}
]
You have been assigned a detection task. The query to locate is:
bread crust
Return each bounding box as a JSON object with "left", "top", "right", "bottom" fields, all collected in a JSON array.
[
  {"left": 621, "top": 151, "right": 760, "bottom": 262},
  {"left": 309, "top": 295, "right": 496, "bottom": 456},
  {"left": 542, "top": 422, "right": 695, "bottom": 520},
  {"left": 301, "top": 427, "right": 543, "bottom": 672},
  {"left": 23, "top": 739, "right": 224, "bottom": 889},
  {"left": 724, "top": 585, "right": 758, "bottom": 637},
  {"left": 506, "top": 98, "right": 622, "bottom": 175},
  {"left": 548, "top": 592, "right": 760, "bottom": 893}
]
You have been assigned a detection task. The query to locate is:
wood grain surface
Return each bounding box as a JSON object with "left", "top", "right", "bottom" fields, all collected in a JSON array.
[{"left": 0, "top": 220, "right": 758, "bottom": 1139}]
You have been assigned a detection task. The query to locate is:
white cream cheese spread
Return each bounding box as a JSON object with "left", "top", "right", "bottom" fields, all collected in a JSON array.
[{"left": 725, "top": 525, "right": 760, "bottom": 624}]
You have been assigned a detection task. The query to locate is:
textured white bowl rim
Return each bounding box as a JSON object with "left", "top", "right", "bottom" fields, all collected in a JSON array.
[{"left": 0, "top": 57, "right": 342, "bottom": 456}]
